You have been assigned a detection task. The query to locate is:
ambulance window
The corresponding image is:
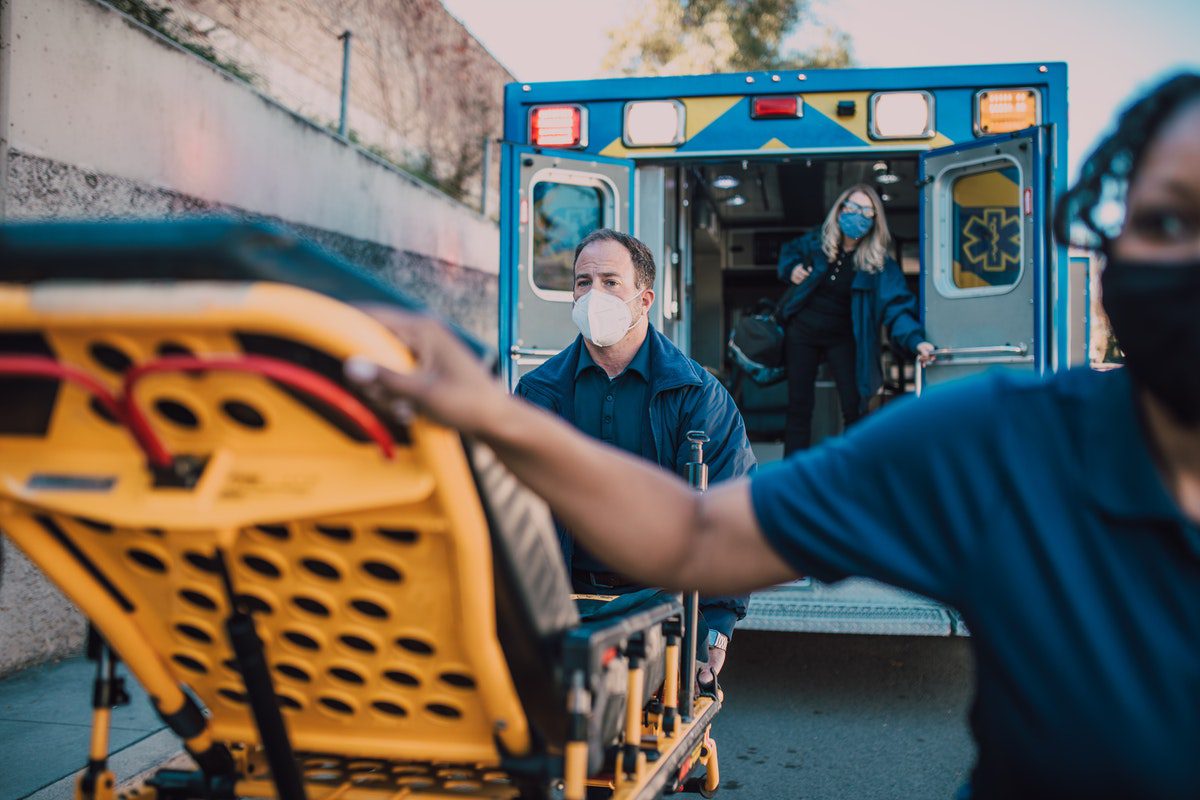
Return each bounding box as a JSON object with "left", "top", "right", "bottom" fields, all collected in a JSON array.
[
  {"left": 532, "top": 181, "right": 605, "bottom": 293},
  {"left": 949, "top": 164, "right": 1022, "bottom": 291}
]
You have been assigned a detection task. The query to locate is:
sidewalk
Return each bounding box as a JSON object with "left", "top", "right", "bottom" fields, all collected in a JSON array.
[{"left": 0, "top": 657, "right": 179, "bottom": 800}]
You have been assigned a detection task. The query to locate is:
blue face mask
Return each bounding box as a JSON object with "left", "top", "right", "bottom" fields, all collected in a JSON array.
[{"left": 838, "top": 211, "right": 874, "bottom": 240}]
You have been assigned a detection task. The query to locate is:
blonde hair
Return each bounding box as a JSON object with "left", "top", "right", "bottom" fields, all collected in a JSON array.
[{"left": 821, "top": 183, "right": 891, "bottom": 274}]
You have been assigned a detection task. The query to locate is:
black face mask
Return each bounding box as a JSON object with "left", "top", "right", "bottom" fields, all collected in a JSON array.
[{"left": 1101, "top": 255, "right": 1200, "bottom": 427}]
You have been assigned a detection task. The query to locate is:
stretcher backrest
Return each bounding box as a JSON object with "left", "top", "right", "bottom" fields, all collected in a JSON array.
[
  {"left": 0, "top": 219, "right": 491, "bottom": 360},
  {"left": 0, "top": 270, "right": 577, "bottom": 766}
]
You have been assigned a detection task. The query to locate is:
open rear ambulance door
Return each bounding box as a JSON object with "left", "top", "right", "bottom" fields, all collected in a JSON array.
[
  {"left": 500, "top": 147, "right": 635, "bottom": 390},
  {"left": 741, "top": 127, "right": 1053, "bottom": 639},
  {"left": 917, "top": 127, "right": 1049, "bottom": 392}
]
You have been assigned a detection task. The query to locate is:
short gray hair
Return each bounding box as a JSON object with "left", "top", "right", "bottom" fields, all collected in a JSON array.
[{"left": 573, "top": 228, "right": 656, "bottom": 288}]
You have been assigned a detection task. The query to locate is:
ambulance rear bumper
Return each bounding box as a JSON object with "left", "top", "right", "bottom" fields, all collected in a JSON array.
[{"left": 739, "top": 577, "right": 966, "bottom": 637}]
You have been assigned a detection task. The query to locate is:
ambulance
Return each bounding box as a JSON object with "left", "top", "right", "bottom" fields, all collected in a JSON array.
[{"left": 498, "top": 62, "right": 1082, "bottom": 635}]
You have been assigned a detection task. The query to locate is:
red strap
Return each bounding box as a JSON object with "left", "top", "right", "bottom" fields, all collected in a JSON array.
[
  {"left": 0, "top": 355, "right": 173, "bottom": 467},
  {"left": 122, "top": 355, "right": 395, "bottom": 461},
  {"left": 0, "top": 354, "right": 395, "bottom": 469}
]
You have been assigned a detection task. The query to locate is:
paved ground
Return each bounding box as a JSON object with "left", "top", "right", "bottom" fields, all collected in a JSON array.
[
  {"left": 0, "top": 656, "right": 167, "bottom": 800},
  {"left": 1, "top": 632, "right": 975, "bottom": 800},
  {"left": 712, "top": 631, "right": 976, "bottom": 799}
]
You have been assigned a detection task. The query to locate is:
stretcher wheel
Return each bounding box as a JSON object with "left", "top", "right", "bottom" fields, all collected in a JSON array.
[{"left": 682, "top": 774, "right": 717, "bottom": 798}]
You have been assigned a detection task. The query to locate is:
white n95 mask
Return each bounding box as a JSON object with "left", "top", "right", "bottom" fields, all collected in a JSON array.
[{"left": 572, "top": 289, "right": 640, "bottom": 347}]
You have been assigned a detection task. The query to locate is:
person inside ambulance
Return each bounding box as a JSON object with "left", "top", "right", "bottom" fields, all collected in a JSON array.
[
  {"left": 348, "top": 71, "right": 1200, "bottom": 797},
  {"left": 776, "top": 184, "right": 936, "bottom": 455},
  {"left": 513, "top": 228, "right": 756, "bottom": 689}
]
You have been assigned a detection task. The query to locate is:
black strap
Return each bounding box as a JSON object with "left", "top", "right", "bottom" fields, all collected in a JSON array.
[
  {"left": 214, "top": 550, "right": 309, "bottom": 800},
  {"left": 144, "top": 628, "right": 237, "bottom": 783},
  {"left": 773, "top": 280, "right": 804, "bottom": 320},
  {"left": 160, "top": 695, "right": 207, "bottom": 740},
  {"left": 776, "top": 245, "right": 850, "bottom": 319}
]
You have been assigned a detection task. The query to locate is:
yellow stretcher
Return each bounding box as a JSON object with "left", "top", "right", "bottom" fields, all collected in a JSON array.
[{"left": 0, "top": 221, "right": 720, "bottom": 800}]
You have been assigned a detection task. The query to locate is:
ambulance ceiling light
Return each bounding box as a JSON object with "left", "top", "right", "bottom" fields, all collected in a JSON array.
[
  {"left": 869, "top": 91, "right": 934, "bottom": 140},
  {"left": 712, "top": 174, "right": 740, "bottom": 190},
  {"left": 725, "top": 194, "right": 747, "bottom": 207},
  {"left": 623, "top": 100, "right": 686, "bottom": 147},
  {"left": 531, "top": 105, "right": 586, "bottom": 148},
  {"left": 873, "top": 160, "right": 900, "bottom": 185}
]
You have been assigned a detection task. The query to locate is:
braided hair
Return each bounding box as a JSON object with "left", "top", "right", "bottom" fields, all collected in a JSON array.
[{"left": 1054, "top": 72, "right": 1200, "bottom": 251}]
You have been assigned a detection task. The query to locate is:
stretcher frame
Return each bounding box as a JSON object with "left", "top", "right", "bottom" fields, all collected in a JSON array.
[{"left": 0, "top": 270, "right": 719, "bottom": 800}]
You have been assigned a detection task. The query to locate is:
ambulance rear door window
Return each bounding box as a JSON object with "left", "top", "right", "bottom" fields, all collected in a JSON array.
[
  {"left": 950, "top": 165, "right": 1023, "bottom": 291},
  {"left": 532, "top": 182, "right": 605, "bottom": 294}
]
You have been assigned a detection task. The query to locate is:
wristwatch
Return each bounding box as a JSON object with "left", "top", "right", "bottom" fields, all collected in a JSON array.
[{"left": 707, "top": 630, "right": 729, "bottom": 650}]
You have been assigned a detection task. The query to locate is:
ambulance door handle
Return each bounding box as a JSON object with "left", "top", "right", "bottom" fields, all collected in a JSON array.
[
  {"left": 663, "top": 258, "right": 675, "bottom": 321},
  {"left": 511, "top": 346, "right": 563, "bottom": 360},
  {"left": 915, "top": 344, "right": 1031, "bottom": 396},
  {"left": 928, "top": 344, "right": 1029, "bottom": 359},
  {"left": 509, "top": 347, "right": 562, "bottom": 382}
]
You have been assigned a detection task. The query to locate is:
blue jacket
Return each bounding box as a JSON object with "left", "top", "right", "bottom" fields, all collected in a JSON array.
[
  {"left": 777, "top": 231, "right": 926, "bottom": 411},
  {"left": 516, "top": 326, "right": 757, "bottom": 637}
]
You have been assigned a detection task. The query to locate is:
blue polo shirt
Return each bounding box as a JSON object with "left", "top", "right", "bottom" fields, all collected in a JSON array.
[
  {"left": 572, "top": 334, "right": 654, "bottom": 572},
  {"left": 750, "top": 367, "right": 1200, "bottom": 798}
]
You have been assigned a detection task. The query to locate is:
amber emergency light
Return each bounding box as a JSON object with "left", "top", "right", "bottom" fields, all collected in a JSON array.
[{"left": 976, "top": 88, "right": 1040, "bottom": 135}]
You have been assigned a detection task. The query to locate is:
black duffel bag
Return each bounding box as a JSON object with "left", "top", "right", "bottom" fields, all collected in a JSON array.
[{"left": 728, "top": 298, "right": 787, "bottom": 385}]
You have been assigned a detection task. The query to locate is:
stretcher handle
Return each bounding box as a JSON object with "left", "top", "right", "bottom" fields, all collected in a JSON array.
[
  {"left": 681, "top": 430, "right": 710, "bottom": 719},
  {"left": 0, "top": 355, "right": 173, "bottom": 467},
  {"left": 122, "top": 355, "right": 396, "bottom": 461}
]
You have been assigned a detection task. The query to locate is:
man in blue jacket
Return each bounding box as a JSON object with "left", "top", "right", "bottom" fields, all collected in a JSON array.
[{"left": 516, "top": 228, "right": 756, "bottom": 686}]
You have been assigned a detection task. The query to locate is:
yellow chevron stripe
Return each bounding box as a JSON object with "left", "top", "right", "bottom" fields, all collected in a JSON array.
[
  {"left": 600, "top": 92, "right": 953, "bottom": 156},
  {"left": 685, "top": 95, "right": 742, "bottom": 138},
  {"left": 598, "top": 139, "right": 675, "bottom": 157},
  {"left": 804, "top": 91, "right": 955, "bottom": 148}
]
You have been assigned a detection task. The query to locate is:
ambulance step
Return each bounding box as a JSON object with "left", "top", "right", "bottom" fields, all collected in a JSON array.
[{"left": 738, "top": 577, "right": 957, "bottom": 636}]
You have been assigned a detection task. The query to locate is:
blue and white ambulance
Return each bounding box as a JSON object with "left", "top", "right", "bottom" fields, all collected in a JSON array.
[{"left": 498, "top": 62, "right": 1084, "bottom": 635}]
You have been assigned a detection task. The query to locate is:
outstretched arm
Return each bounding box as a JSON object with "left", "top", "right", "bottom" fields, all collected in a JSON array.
[
  {"left": 879, "top": 260, "right": 937, "bottom": 364},
  {"left": 346, "top": 307, "right": 797, "bottom": 596}
]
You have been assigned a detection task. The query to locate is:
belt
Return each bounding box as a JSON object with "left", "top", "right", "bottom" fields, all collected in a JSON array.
[{"left": 572, "top": 569, "right": 636, "bottom": 590}]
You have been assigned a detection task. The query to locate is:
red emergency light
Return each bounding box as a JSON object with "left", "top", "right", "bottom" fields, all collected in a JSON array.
[
  {"left": 751, "top": 96, "right": 803, "bottom": 119},
  {"left": 531, "top": 105, "right": 585, "bottom": 148}
]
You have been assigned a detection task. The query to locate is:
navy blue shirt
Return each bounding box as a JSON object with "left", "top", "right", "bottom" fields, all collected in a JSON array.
[
  {"left": 573, "top": 333, "right": 656, "bottom": 462},
  {"left": 751, "top": 367, "right": 1200, "bottom": 798},
  {"left": 792, "top": 248, "right": 854, "bottom": 340},
  {"left": 572, "top": 333, "right": 655, "bottom": 571}
]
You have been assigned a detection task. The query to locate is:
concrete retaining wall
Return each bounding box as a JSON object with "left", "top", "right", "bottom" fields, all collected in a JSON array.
[
  {"left": 0, "top": 0, "right": 502, "bottom": 675},
  {"left": 4, "top": 149, "right": 498, "bottom": 341},
  {"left": 168, "top": 0, "right": 510, "bottom": 212}
]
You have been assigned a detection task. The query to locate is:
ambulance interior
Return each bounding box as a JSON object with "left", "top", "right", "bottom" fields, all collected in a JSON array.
[{"left": 676, "top": 157, "right": 922, "bottom": 457}]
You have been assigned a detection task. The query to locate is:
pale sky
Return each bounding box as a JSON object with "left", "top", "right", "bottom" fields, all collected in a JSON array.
[{"left": 440, "top": 0, "right": 1200, "bottom": 178}]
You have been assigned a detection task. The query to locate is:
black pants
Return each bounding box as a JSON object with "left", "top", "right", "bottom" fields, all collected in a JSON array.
[{"left": 783, "top": 316, "right": 861, "bottom": 455}]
